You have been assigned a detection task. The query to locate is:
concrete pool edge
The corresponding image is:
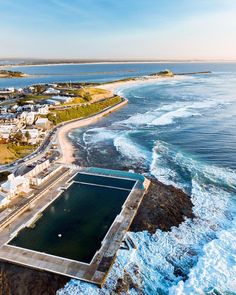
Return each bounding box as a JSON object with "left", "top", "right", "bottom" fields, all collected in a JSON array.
[{"left": 0, "top": 166, "right": 151, "bottom": 287}]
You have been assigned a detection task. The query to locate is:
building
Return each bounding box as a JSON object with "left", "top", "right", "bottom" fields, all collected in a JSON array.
[
  {"left": 0, "top": 124, "right": 17, "bottom": 140},
  {"left": 0, "top": 87, "right": 15, "bottom": 95},
  {"left": 35, "top": 117, "right": 50, "bottom": 130},
  {"left": 35, "top": 105, "right": 49, "bottom": 115},
  {"left": 21, "top": 128, "right": 39, "bottom": 144},
  {"left": 29, "top": 164, "right": 62, "bottom": 186},
  {"left": 0, "top": 113, "right": 17, "bottom": 123},
  {"left": 22, "top": 160, "right": 62, "bottom": 187},
  {"left": 44, "top": 99, "right": 60, "bottom": 106},
  {"left": 0, "top": 161, "right": 62, "bottom": 207},
  {"left": 51, "top": 95, "right": 73, "bottom": 103},
  {"left": 0, "top": 174, "right": 30, "bottom": 200},
  {"left": 25, "top": 112, "right": 36, "bottom": 125},
  {"left": 44, "top": 88, "right": 60, "bottom": 95},
  {"left": 23, "top": 160, "right": 50, "bottom": 179}
]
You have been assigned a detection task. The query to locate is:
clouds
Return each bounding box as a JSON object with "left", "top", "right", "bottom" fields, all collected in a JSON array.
[{"left": 0, "top": 0, "right": 235, "bottom": 59}]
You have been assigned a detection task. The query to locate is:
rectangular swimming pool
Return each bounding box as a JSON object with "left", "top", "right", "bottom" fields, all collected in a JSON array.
[{"left": 9, "top": 173, "right": 135, "bottom": 263}]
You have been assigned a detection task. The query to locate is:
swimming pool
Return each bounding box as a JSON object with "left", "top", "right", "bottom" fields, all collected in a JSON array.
[{"left": 9, "top": 173, "right": 135, "bottom": 263}]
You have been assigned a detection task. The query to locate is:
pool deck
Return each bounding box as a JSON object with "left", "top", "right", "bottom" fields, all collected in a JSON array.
[{"left": 0, "top": 166, "right": 150, "bottom": 287}]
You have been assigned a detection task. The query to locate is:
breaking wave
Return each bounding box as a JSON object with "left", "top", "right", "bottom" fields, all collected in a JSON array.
[
  {"left": 117, "top": 98, "right": 233, "bottom": 127},
  {"left": 113, "top": 132, "right": 151, "bottom": 163}
]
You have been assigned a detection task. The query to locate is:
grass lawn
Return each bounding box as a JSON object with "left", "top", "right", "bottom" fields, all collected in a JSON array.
[
  {"left": 18, "top": 95, "right": 48, "bottom": 104},
  {"left": 66, "top": 87, "right": 109, "bottom": 98},
  {"left": 0, "top": 144, "right": 16, "bottom": 164},
  {"left": 48, "top": 95, "right": 122, "bottom": 125},
  {"left": 0, "top": 143, "right": 36, "bottom": 164}
]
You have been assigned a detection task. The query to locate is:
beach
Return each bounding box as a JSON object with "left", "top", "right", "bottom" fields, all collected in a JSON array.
[
  {"left": 56, "top": 98, "right": 128, "bottom": 164},
  {"left": 56, "top": 75, "right": 179, "bottom": 164}
]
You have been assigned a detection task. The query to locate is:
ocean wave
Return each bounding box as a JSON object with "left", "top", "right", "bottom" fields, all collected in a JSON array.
[
  {"left": 124, "top": 141, "right": 236, "bottom": 294},
  {"left": 149, "top": 107, "right": 199, "bottom": 126},
  {"left": 82, "top": 127, "right": 117, "bottom": 145},
  {"left": 169, "top": 218, "right": 236, "bottom": 295},
  {"left": 113, "top": 132, "right": 151, "bottom": 162}
]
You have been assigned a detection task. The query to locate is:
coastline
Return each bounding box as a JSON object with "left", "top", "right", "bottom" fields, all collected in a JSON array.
[
  {"left": 1, "top": 60, "right": 236, "bottom": 69},
  {"left": 96, "top": 75, "right": 182, "bottom": 93},
  {"left": 56, "top": 99, "right": 128, "bottom": 164},
  {"left": 56, "top": 75, "right": 179, "bottom": 164}
]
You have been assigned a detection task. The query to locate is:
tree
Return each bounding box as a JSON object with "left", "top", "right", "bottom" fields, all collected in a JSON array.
[
  {"left": 83, "top": 92, "right": 92, "bottom": 102},
  {"left": 13, "top": 131, "right": 23, "bottom": 143},
  {"left": 25, "top": 131, "right": 31, "bottom": 143}
]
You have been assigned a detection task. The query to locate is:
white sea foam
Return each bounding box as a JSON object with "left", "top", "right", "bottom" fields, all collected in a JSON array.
[
  {"left": 113, "top": 132, "right": 151, "bottom": 162},
  {"left": 117, "top": 96, "right": 233, "bottom": 127},
  {"left": 149, "top": 107, "right": 199, "bottom": 126},
  {"left": 169, "top": 218, "right": 236, "bottom": 295},
  {"left": 82, "top": 127, "right": 116, "bottom": 145}
]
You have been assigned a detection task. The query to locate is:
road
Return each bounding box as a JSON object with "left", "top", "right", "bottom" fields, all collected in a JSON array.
[{"left": 0, "top": 97, "right": 127, "bottom": 174}]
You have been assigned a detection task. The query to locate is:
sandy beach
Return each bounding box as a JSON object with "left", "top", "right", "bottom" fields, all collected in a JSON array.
[
  {"left": 96, "top": 75, "right": 181, "bottom": 93},
  {"left": 56, "top": 99, "right": 128, "bottom": 164},
  {"left": 56, "top": 75, "right": 179, "bottom": 164}
]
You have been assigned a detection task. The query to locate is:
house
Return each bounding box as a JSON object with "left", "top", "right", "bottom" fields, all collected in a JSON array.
[
  {"left": 17, "top": 88, "right": 24, "bottom": 94},
  {"left": 25, "top": 112, "right": 36, "bottom": 125},
  {"left": 0, "top": 174, "right": 30, "bottom": 200},
  {"left": 0, "top": 113, "right": 17, "bottom": 123},
  {"left": 0, "top": 124, "right": 17, "bottom": 140},
  {"left": 21, "top": 128, "right": 39, "bottom": 144},
  {"left": 17, "top": 105, "right": 34, "bottom": 113},
  {"left": 35, "top": 104, "right": 49, "bottom": 115},
  {"left": 44, "top": 99, "right": 60, "bottom": 106},
  {"left": 0, "top": 87, "right": 15, "bottom": 95},
  {"left": 35, "top": 117, "right": 50, "bottom": 130},
  {"left": 51, "top": 95, "right": 73, "bottom": 103},
  {"left": 44, "top": 88, "right": 60, "bottom": 95}
]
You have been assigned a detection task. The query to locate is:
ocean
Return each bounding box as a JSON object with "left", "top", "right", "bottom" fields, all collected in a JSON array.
[{"left": 1, "top": 63, "right": 235, "bottom": 294}]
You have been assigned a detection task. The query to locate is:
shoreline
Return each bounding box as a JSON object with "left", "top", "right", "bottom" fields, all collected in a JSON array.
[
  {"left": 1, "top": 60, "right": 235, "bottom": 69},
  {"left": 97, "top": 74, "right": 184, "bottom": 93},
  {"left": 56, "top": 74, "right": 182, "bottom": 164},
  {"left": 56, "top": 99, "right": 128, "bottom": 164}
]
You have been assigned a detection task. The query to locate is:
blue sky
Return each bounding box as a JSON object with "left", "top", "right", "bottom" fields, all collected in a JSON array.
[{"left": 0, "top": 0, "right": 236, "bottom": 60}]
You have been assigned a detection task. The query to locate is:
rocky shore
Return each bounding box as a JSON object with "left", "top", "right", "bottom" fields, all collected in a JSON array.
[
  {"left": 131, "top": 178, "right": 194, "bottom": 233},
  {"left": 0, "top": 261, "right": 68, "bottom": 295}
]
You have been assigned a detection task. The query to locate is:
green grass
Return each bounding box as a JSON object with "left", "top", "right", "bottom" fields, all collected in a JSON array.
[
  {"left": 17, "top": 95, "right": 48, "bottom": 104},
  {"left": 48, "top": 96, "right": 122, "bottom": 125},
  {"left": 0, "top": 143, "right": 37, "bottom": 164},
  {"left": 8, "top": 144, "right": 37, "bottom": 158}
]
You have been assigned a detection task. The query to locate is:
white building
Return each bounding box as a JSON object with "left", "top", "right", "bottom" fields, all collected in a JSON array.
[
  {"left": 22, "top": 128, "right": 39, "bottom": 144},
  {"left": 0, "top": 124, "right": 17, "bottom": 140},
  {"left": 25, "top": 112, "right": 35, "bottom": 125},
  {"left": 36, "top": 105, "right": 49, "bottom": 115},
  {"left": 51, "top": 95, "right": 73, "bottom": 103},
  {"left": 45, "top": 99, "right": 60, "bottom": 106},
  {"left": 35, "top": 117, "right": 50, "bottom": 130},
  {"left": 44, "top": 88, "right": 60, "bottom": 95},
  {"left": 0, "top": 174, "right": 30, "bottom": 200},
  {"left": 0, "top": 87, "right": 15, "bottom": 95}
]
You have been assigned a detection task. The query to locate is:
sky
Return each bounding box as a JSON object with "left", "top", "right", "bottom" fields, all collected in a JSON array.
[{"left": 0, "top": 0, "right": 236, "bottom": 60}]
